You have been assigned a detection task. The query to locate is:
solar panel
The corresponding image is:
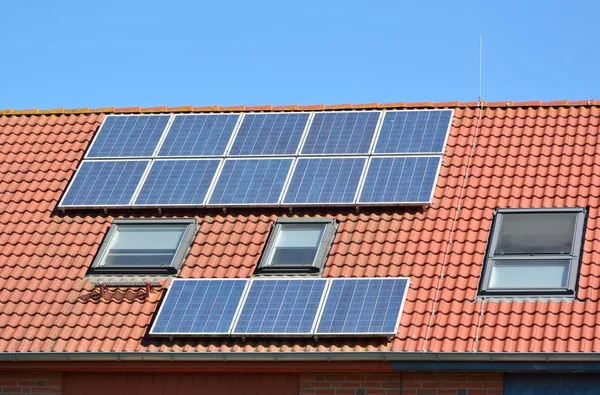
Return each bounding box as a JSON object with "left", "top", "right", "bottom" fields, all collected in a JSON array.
[
  {"left": 301, "top": 111, "right": 380, "bottom": 154},
  {"left": 358, "top": 156, "right": 440, "bottom": 204},
  {"left": 228, "top": 113, "right": 309, "bottom": 155},
  {"left": 133, "top": 159, "right": 220, "bottom": 206},
  {"left": 283, "top": 158, "right": 366, "bottom": 205},
  {"left": 158, "top": 114, "right": 240, "bottom": 157},
  {"left": 60, "top": 160, "right": 149, "bottom": 207},
  {"left": 315, "top": 278, "right": 410, "bottom": 336},
  {"left": 232, "top": 279, "right": 327, "bottom": 336},
  {"left": 150, "top": 279, "right": 248, "bottom": 336},
  {"left": 374, "top": 110, "right": 452, "bottom": 154},
  {"left": 87, "top": 115, "right": 170, "bottom": 158},
  {"left": 208, "top": 159, "right": 292, "bottom": 205}
]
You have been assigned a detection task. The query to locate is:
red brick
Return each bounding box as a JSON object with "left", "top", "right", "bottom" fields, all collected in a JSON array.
[
  {"left": 467, "top": 390, "right": 488, "bottom": 395},
  {"left": 16, "top": 380, "right": 36, "bottom": 386},
  {"left": 311, "top": 382, "right": 332, "bottom": 388}
]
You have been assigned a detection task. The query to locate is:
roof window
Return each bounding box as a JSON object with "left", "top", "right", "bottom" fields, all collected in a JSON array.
[
  {"left": 90, "top": 218, "right": 197, "bottom": 275},
  {"left": 479, "top": 208, "right": 586, "bottom": 296},
  {"left": 255, "top": 218, "right": 337, "bottom": 275}
]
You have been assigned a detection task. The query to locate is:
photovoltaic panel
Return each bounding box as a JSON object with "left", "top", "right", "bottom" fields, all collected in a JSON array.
[
  {"left": 158, "top": 114, "right": 240, "bottom": 157},
  {"left": 60, "top": 160, "right": 149, "bottom": 207},
  {"left": 232, "top": 279, "right": 327, "bottom": 336},
  {"left": 374, "top": 110, "right": 452, "bottom": 154},
  {"left": 283, "top": 158, "right": 366, "bottom": 205},
  {"left": 208, "top": 159, "right": 292, "bottom": 205},
  {"left": 150, "top": 279, "right": 248, "bottom": 336},
  {"left": 228, "top": 113, "right": 309, "bottom": 155},
  {"left": 134, "top": 159, "right": 220, "bottom": 206},
  {"left": 301, "top": 111, "right": 380, "bottom": 154},
  {"left": 87, "top": 115, "right": 170, "bottom": 158},
  {"left": 315, "top": 278, "right": 410, "bottom": 336},
  {"left": 358, "top": 157, "right": 440, "bottom": 204}
]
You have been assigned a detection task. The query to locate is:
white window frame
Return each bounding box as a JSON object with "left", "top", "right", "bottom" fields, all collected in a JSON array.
[
  {"left": 480, "top": 207, "right": 586, "bottom": 296},
  {"left": 90, "top": 218, "right": 198, "bottom": 275},
  {"left": 255, "top": 218, "right": 337, "bottom": 275}
]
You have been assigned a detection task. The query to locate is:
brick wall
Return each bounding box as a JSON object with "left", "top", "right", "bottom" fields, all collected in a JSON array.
[
  {"left": 0, "top": 370, "right": 502, "bottom": 395},
  {"left": 63, "top": 372, "right": 299, "bottom": 395},
  {"left": 0, "top": 372, "right": 62, "bottom": 394},
  {"left": 299, "top": 372, "right": 503, "bottom": 395}
]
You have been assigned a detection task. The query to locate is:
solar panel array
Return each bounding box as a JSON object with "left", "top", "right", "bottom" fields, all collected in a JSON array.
[
  {"left": 150, "top": 277, "right": 410, "bottom": 337},
  {"left": 60, "top": 110, "right": 452, "bottom": 208}
]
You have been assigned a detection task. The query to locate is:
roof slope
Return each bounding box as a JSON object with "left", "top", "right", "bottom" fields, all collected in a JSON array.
[{"left": 1, "top": 103, "right": 600, "bottom": 354}]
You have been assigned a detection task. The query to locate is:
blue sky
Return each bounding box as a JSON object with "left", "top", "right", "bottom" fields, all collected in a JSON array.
[{"left": 2, "top": 1, "right": 598, "bottom": 109}]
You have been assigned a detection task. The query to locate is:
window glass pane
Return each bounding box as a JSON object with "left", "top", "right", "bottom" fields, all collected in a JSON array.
[
  {"left": 276, "top": 225, "right": 324, "bottom": 247},
  {"left": 271, "top": 248, "right": 319, "bottom": 266},
  {"left": 103, "top": 224, "right": 187, "bottom": 267},
  {"left": 488, "top": 259, "right": 569, "bottom": 289},
  {"left": 495, "top": 213, "right": 577, "bottom": 255},
  {"left": 111, "top": 225, "right": 186, "bottom": 250},
  {"left": 269, "top": 224, "right": 325, "bottom": 266}
]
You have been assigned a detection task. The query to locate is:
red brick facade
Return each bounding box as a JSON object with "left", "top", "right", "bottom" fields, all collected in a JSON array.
[
  {"left": 0, "top": 372, "right": 62, "bottom": 394},
  {"left": 299, "top": 373, "right": 503, "bottom": 395},
  {"left": 0, "top": 371, "right": 503, "bottom": 395}
]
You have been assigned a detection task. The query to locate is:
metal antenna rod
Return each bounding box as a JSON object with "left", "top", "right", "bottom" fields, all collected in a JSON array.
[{"left": 478, "top": 35, "right": 483, "bottom": 104}]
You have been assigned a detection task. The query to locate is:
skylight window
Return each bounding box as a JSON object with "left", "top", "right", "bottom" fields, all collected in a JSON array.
[
  {"left": 255, "top": 218, "right": 337, "bottom": 274},
  {"left": 90, "top": 218, "right": 197, "bottom": 274},
  {"left": 479, "top": 208, "right": 586, "bottom": 296}
]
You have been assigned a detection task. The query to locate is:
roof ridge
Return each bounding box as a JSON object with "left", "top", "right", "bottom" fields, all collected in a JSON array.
[{"left": 0, "top": 99, "right": 597, "bottom": 116}]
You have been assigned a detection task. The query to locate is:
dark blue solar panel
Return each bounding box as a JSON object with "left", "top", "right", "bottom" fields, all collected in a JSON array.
[
  {"left": 302, "top": 111, "right": 381, "bottom": 155},
  {"left": 315, "top": 278, "right": 409, "bottom": 335},
  {"left": 60, "top": 160, "right": 148, "bottom": 207},
  {"left": 374, "top": 110, "right": 452, "bottom": 154},
  {"left": 208, "top": 159, "right": 292, "bottom": 205},
  {"left": 158, "top": 114, "right": 239, "bottom": 157},
  {"left": 134, "top": 159, "right": 220, "bottom": 206},
  {"left": 358, "top": 157, "right": 440, "bottom": 204},
  {"left": 229, "top": 113, "right": 309, "bottom": 155},
  {"left": 301, "top": 112, "right": 380, "bottom": 154},
  {"left": 283, "top": 158, "right": 365, "bottom": 204},
  {"left": 151, "top": 279, "right": 248, "bottom": 335},
  {"left": 233, "top": 279, "right": 327, "bottom": 335},
  {"left": 87, "top": 115, "right": 170, "bottom": 158}
]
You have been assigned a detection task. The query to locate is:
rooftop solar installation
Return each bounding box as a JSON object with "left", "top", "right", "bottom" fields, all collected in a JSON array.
[
  {"left": 150, "top": 279, "right": 248, "bottom": 336},
  {"left": 60, "top": 160, "right": 149, "bottom": 207},
  {"left": 62, "top": 109, "right": 453, "bottom": 209},
  {"left": 232, "top": 279, "right": 327, "bottom": 336},
  {"left": 315, "top": 278, "right": 410, "bottom": 336},
  {"left": 374, "top": 110, "right": 452, "bottom": 154},
  {"left": 301, "top": 111, "right": 380, "bottom": 154},
  {"left": 208, "top": 159, "right": 293, "bottom": 205},
  {"left": 158, "top": 114, "right": 240, "bottom": 157},
  {"left": 359, "top": 156, "right": 441, "bottom": 204},
  {"left": 134, "top": 159, "right": 220, "bottom": 206},
  {"left": 86, "top": 115, "right": 170, "bottom": 158},
  {"left": 283, "top": 158, "right": 366, "bottom": 205},
  {"left": 228, "top": 113, "right": 309, "bottom": 155}
]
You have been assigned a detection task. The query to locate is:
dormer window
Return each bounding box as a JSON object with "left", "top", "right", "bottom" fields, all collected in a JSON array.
[
  {"left": 479, "top": 208, "right": 586, "bottom": 296},
  {"left": 255, "top": 218, "right": 337, "bottom": 275}
]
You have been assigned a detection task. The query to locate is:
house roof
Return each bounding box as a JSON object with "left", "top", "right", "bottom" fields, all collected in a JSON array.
[{"left": 1, "top": 100, "right": 600, "bottom": 357}]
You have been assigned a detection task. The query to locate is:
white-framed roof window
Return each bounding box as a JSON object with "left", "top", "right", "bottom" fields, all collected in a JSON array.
[
  {"left": 90, "top": 218, "right": 198, "bottom": 275},
  {"left": 255, "top": 218, "right": 337, "bottom": 275}
]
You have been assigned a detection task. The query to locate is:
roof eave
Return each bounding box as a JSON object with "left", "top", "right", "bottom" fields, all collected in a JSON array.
[{"left": 3, "top": 351, "right": 600, "bottom": 363}]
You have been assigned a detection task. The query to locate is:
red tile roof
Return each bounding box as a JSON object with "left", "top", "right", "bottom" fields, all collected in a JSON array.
[{"left": 1, "top": 101, "right": 600, "bottom": 355}]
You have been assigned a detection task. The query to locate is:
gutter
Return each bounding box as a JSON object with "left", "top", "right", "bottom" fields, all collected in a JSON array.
[{"left": 3, "top": 352, "right": 600, "bottom": 363}]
